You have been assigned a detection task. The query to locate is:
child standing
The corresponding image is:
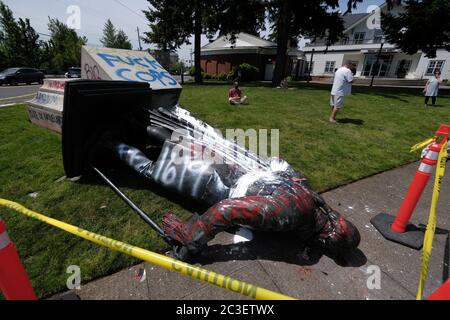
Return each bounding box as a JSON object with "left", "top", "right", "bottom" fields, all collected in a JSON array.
[{"left": 424, "top": 70, "right": 443, "bottom": 107}]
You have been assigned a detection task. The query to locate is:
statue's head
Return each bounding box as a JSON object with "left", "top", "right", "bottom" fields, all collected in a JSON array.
[{"left": 317, "top": 210, "right": 361, "bottom": 255}]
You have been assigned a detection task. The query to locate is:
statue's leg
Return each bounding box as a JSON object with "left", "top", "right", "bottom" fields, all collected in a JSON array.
[
  {"left": 103, "top": 138, "right": 231, "bottom": 205},
  {"left": 108, "top": 141, "right": 155, "bottom": 179},
  {"left": 162, "top": 194, "right": 313, "bottom": 255}
]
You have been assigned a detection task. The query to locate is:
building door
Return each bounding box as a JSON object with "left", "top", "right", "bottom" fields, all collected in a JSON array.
[
  {"left": 362, "top": 54, "right": 393, "bottom": 77},
  {"left": 395, "top": 59, "right": 412, "bottom": 78},
  {"left": 264, "top": 63, "right": 274, "bottom": 81}
]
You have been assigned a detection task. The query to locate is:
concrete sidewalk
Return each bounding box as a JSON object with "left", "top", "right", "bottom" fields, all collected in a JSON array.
[
  {"left": 57, "top": 161, "right": 450, "bottom": 300},
  {"left": 309, "top": 80, "right": 450, "bottom": 91}
]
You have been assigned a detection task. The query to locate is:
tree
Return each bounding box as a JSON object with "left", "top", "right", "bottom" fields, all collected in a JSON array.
[
  {"left": 0, "top": 1, "right": 21, "bottom": 69},
  {"left": 100, "top": 19, "right": 133, "bottom": 50},
  {"left": 114, "top": 30, "right": 133, "bottom": 50},
  {"left": 168, "top": 60, "right": 187, "bottom": 75},
  {"left": 267, "top": 0, "right": 363, "bottom": 87},
  {"left": 0, "top": 1, "right": 43, "bottom": 69},
  {"left": 143, "top": 0, "right": 265, "bottom": 83},
  {"left": 45, "top": 18, "right": 87, "bottom": 72},
  {"left": 100, "top": 19, "right": 117, "bottom": 48},
  {"left": 143, "top": 1, "right": 191, "bottom": 51},
  {"left": 382, "top": 0, "right": 450, "bottom": 58}
]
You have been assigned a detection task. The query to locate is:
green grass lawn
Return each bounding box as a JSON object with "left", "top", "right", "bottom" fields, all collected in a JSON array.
[{"left": 0, "top": 83, "right": 449, "bottom": 298}]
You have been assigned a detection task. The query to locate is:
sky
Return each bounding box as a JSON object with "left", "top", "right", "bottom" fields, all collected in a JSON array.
[{"left": 3, "top": 0, "right": 385, "bottom": 64}]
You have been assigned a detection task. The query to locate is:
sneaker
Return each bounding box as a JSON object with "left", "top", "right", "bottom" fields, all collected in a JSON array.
[{"left": 329, "top": 118, "right": 337, "bottom": 124}]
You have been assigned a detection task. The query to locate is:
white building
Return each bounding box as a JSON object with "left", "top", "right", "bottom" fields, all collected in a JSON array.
[{"left": 303, "top": 2, "right": 450, "bottom": 82}]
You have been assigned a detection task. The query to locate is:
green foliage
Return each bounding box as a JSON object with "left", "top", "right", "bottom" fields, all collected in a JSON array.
[
  {"left": 188, "top": 65, "right": 209, "bottom": 79},
  {"left": 143, "top": 0, "right": 266, "bottom": 83},
  {"left": 226, "top": 63, "right": 259, "bottom": 81},
  {"left": 0, "top": 1, "right": 44, "bottom": 69},
  {"left": 45, "top": 18, "right": 87, "bottom": 72},
  {"left": 266, "top": 0, "right": 363, "bottom": 86},
  {"left": 0, "top": 1, "right": 87, "bottom": 73},
  {"left": 168, "top": 61, "right": 187, "bottom": 75},
  {"left": 208, "top": 0, "right": 266, "bottom": 38},
  {"left": 189, "top": 66, "right": 202, "bottom": 77},
  {"left": 382, "top": 0, "right": 450, "bottom": 58},
  {"left": 202, "top": 72, "right": 212, "bottom": 80},
  {"left": 215, "top": 72, "right": 228, "bottom": 81},
  {"left": 142, "top": 0, "right": 192, "bottom": 51},
  {"left": 114, "top": 30, "right": 132, "bottom": 50},
  {"left": 100, "top": 19, "right": 116, "bottom": 48},
  {"left": 101, "top": 19, "right": 132, "bottom": 50}
]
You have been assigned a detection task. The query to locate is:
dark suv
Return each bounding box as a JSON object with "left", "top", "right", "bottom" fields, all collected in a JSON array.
[
  {"left": 0, "top": 68, "right": 45, "bottom": 86},
  {"left": 65, "top": 67, "right": 81, "bottom": 78}
]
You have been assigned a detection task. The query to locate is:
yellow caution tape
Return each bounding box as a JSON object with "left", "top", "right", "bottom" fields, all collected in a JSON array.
[
  {"left": 0, "top": 199, "right": 296, "bottom": 300},
  {"left": 416, "top": 140, "right": 448, "bottom": 300},
  {"left": 410, "top": 137, "right": 435, "bottom": 153}
]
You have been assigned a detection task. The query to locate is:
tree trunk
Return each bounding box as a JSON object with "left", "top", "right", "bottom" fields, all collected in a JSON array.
[
  {"left": 194, "top": 5, "right": 202, "bottom": 84},
  {"left": 272, "top": 1, "right": 290, "bottom": 87}
]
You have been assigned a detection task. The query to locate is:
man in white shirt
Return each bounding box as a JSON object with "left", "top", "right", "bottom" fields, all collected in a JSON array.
[{"left": 329, "top": 61, "right": 355, "bottom": 123}]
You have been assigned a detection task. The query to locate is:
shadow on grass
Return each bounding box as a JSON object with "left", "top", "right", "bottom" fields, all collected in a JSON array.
[
  {"left": 183, "top": 81, "right": 450, "bottom": 104},
  {"left": 425, "top": 104, "right": 446, "bottom": 108},
  {"left": 195, "top": 231, "right": 367, "bottom": 269},
  {"left": 337, "top": 118, "right": 365, "bottom": 125}
]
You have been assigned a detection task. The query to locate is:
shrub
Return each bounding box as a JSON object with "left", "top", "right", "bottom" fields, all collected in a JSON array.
[
  {"left": 202, "top": 72, "right": 212, "bottom": 80},
  {"left": 215, "top": 72, "right": 228, "bottom": 81},
  {"left": 188, "top": 66, "right": 212, "bottom": 80},
  {"left": 229, "top": 63, "right": 260, "bottom": 81},
  {"left": 227, "top": 70, "right": 236, "bottom": 81},
  {"left": 188, "top": 66, "right": 197, "bottom": 77}
]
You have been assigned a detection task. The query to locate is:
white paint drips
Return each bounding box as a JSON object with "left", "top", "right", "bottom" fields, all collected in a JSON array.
[
  {"left": 233, "top": 227, "right": 254, "bottom": 244},
  {"left": 229, "top": 171, "right": 279, "bottom": 198}
]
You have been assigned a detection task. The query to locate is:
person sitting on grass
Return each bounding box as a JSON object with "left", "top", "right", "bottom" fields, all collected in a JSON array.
[{"left": 228, "top": 82, "right": 248, "bottom": 105}]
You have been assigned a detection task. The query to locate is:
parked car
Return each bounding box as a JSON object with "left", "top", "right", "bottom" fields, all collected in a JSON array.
[
  {"left": 0, "top": 67, "right": 45, "bottom": 86},
  {"left": 65, "top": 67, "right": 81, "bottom": 78}
]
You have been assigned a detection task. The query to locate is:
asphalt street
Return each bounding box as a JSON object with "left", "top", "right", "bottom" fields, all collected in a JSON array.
[
  {"left": 0, "top": 76, "right": 192, "bottom": 108},
  {"left": 0, "top": 84, "right": 40, "bottom": 107}
]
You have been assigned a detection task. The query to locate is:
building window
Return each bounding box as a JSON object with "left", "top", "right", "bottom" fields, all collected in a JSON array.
[
  {"left": 324, "top": 61, "right": 336, "bottom": 74},
  {"left": 305, "top": 61, "right": 314, "bottom": 74},
  {"left": 354, "top": 32, "right": 366, "bottom": 44},
  {"left": 373, "top": 29, "right": 384, "bottom": 43},
  {"left": 396, "top": 59, "right": 412, "bottom": 78},
  {"left": 349, "top": 60, "right": 359, "bottom": 70},
  {"left": 426, "top": 60, "right": 445, "bottom": 75},
  {"left": 362, "top": 54, "right": 393, "bottom": 77},
  {"left": 341, "top": 36, "right": 349, "bottom": 45}
]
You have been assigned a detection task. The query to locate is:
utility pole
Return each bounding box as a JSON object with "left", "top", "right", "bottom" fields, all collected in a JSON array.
[
  {"left": 307, "top": 49, "right": 315, "bottom": 83},
  {"left": 370, "top": 37, "right": 385, "bottom": 87},
  {"left": 181, "top": 62, "right": 184, "bottom": 85},
  {"left": 137, "top": 27, "right": 143, "bottom": 51}
]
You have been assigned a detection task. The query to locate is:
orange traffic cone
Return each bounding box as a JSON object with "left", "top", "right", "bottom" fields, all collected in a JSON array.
[
  {"left": 0, "top": 220, "right": 37, "bottom": 300},
  {"left": 371, "top": 124, "right": 450, "bottom": 249}
]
